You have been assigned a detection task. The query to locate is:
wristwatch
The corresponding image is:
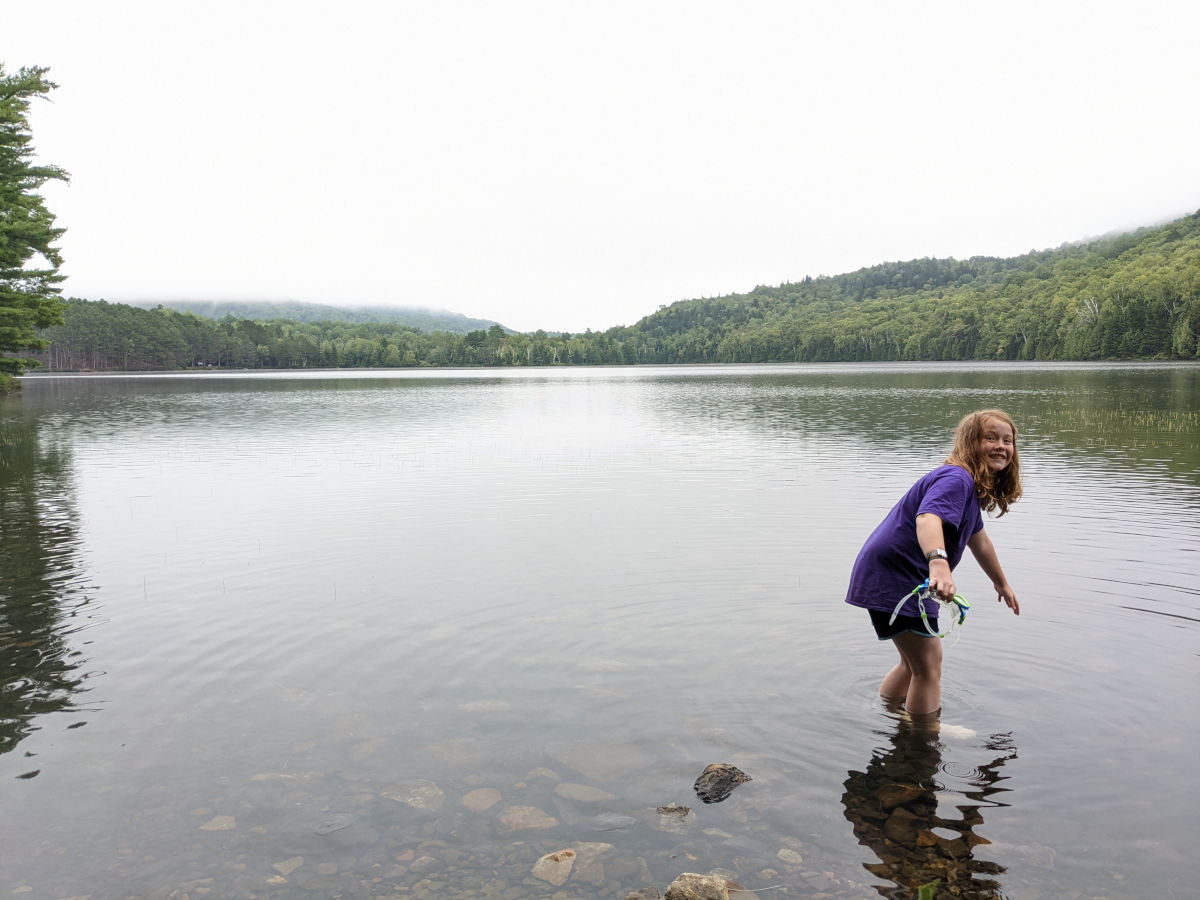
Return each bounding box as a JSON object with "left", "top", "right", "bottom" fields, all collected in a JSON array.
[{"left": 925, "top": 548, "right": 949, "bottom": 562}]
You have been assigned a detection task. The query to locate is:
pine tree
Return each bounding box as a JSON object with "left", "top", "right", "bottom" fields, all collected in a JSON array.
[{"left": 0, "top": 63, "right": 68, "bottom": 392}]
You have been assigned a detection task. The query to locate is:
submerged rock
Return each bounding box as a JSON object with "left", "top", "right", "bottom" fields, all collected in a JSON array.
[
  {"left": 573, "top": 841, "right": 617, "bottom": 886},
  {"left": 272, "top": 856, "right": 304, "bottom": 876},
  {"left": 653, "top": 802, "right": 693, "bottom": 835},
  {"left": 462, "top": 787, "right": 502, "bottom": 812},
  {"left": 875, "top": 782, "right": 926, "bottom": 810},
  {"left": 313, "top": 813, "right": 354, "bottom": 835},
  {"left": 531, "top": 848, "right": 576, "bottom": 886},
  {"left": 693, "top": 763, "right": 752, "bottom": 804},
  {"left": 657, "top": 803, "right": 691, "bottom": 818},
  {"left": 587, "top": 812, "right": 638, "bottom": 832},
  {"left": 380, "top": 779, "right": 445, "bottom": 811},
  {"left": 663, "top": 872, "right": 730, "bottom": 899},
  {"left": 499, "top": 805, "right": 558, "bottom": 830}
]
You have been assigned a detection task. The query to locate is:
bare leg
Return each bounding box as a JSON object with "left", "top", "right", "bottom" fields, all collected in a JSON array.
[
  {"left": 879, "top": 660, "right": 911, "bottom": 701},
  {"left": 886, "top": 632, "right": 943, "bottom": 715}
]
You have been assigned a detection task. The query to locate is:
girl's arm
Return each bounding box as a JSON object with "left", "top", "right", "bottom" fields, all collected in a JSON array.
[
  {"left": 967, "top": 528, "right": 1020, "bottom": 615},
  {"left": 915, "top": 512, "right": 955, "bottom": 600}
]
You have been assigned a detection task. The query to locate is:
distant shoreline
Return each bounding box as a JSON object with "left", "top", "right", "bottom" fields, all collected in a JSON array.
[{"left": 20, "top": 359, "right": 1200, "bottom": 379}]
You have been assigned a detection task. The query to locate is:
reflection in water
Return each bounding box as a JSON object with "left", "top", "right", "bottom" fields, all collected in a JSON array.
[
  {"left": 0, "top": 415, "right": 96, "bottom": 768},
  {"left": 649, "top": 363, "right": 1200, "bottom": 478},
  {"left": 842, "top": 710, "right": 1017, "bottom": 898}
]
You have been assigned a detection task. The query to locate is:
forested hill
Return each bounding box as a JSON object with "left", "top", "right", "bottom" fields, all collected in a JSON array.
[
  {"left": 32, "top": 209, "right": 1200, "bottom": 371},
  {"left": 629, "top": 208, "right": 1200, "bottom": 362},
  {"left": 128, "top": 299, "right": 505, "bottom": 334}
]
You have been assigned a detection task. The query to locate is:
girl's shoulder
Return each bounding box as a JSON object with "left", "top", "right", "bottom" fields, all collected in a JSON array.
[
  {"left": 921, "top": 463, "right": 972, "bottom": 485},
  {"left": 913, "top": 464, "right": 977, "bottom": 503}
]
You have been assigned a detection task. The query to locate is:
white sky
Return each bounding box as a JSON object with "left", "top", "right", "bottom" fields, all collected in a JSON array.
[{"left": 4, "top": 1, "right": 1199, "bottom": 333}]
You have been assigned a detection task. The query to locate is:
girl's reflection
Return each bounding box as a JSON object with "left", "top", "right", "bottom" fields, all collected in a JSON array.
[{"left": 841, "top": 709, "right": 1016, "bottom": 898}]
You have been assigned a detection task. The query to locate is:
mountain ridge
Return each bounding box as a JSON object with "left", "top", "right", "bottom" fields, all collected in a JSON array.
[{"left": 36, "top": 207, "right": 1200, "bottom": 368}]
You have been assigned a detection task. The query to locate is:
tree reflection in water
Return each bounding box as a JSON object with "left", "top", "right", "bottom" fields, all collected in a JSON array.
[
  {"left": 0, "top": 415, "right": 96, "bottom": 770},
  {"left": 841, "top": 708, "right": 1017, "bottom": 898}
]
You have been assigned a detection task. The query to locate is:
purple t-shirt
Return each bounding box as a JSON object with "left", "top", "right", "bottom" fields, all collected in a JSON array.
[{"left": 845, "top": 464, "right": 984, "bottom": 617}]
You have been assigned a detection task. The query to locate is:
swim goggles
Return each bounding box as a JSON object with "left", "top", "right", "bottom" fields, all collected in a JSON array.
[{"left": 889, "top": 579, "right": 970, "bottom": 639}]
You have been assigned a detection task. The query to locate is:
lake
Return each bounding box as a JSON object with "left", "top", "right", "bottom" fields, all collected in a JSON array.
[{"left": 1, "top": 362, "right": 1197, "bottom": 899}]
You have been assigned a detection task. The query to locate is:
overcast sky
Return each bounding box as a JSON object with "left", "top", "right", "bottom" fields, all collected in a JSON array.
[{"left": 4, "top": 1, "right": 1199, "bottom": 333}]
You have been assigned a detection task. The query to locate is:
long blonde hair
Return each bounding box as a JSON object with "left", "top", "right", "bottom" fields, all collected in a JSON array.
[{"left": 946, "top": 409, "right": 1023, "bottom": 516}]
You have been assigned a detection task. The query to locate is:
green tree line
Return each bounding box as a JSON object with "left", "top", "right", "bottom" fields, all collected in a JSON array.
[
  {"left": 38, "top": 305, "right": 614, "bottom": 370},
  {"left": 34, "top": 209, "right": 1200, "bottom": 372}
]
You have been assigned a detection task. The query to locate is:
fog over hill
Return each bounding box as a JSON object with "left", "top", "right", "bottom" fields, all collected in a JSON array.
[{"left": 128, "top": 299, "right": 507, "bottom": 335}]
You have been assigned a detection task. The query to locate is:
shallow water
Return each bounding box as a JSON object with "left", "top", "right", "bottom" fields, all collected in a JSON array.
[{"left": 1, "top": 362, "right": 1197, "bottom": 898}]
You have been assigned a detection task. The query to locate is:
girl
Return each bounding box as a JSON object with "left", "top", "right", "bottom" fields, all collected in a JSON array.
[{"left": 845, "top": 410, "right": 1023, "bottom": 716}]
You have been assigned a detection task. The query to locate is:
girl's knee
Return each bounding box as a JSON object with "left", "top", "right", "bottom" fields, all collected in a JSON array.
[{"left": 908, "top": 660, "right": 941, "bottom": 680}]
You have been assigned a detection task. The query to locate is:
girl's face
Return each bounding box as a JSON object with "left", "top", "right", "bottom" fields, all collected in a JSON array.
[{"left": 980, "top": 416, "right": 1015, "bottom": 472}]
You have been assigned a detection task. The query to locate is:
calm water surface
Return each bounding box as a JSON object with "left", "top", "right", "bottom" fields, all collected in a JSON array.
[{"left": 1, "top": 363, "right": 1197, "bottom": 899}]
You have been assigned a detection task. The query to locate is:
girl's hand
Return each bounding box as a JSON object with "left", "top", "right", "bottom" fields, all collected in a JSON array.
[
  {"left": 928, "top": 559, "right": 955, "bottom": 601},
  {"left": 996, "top": 583, "right": 1020, "bottom": 616}
]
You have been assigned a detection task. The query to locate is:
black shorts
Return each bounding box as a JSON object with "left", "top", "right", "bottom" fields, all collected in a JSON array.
[{"left": 869, "top": 608, "right": 938, "bottom": 640}]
